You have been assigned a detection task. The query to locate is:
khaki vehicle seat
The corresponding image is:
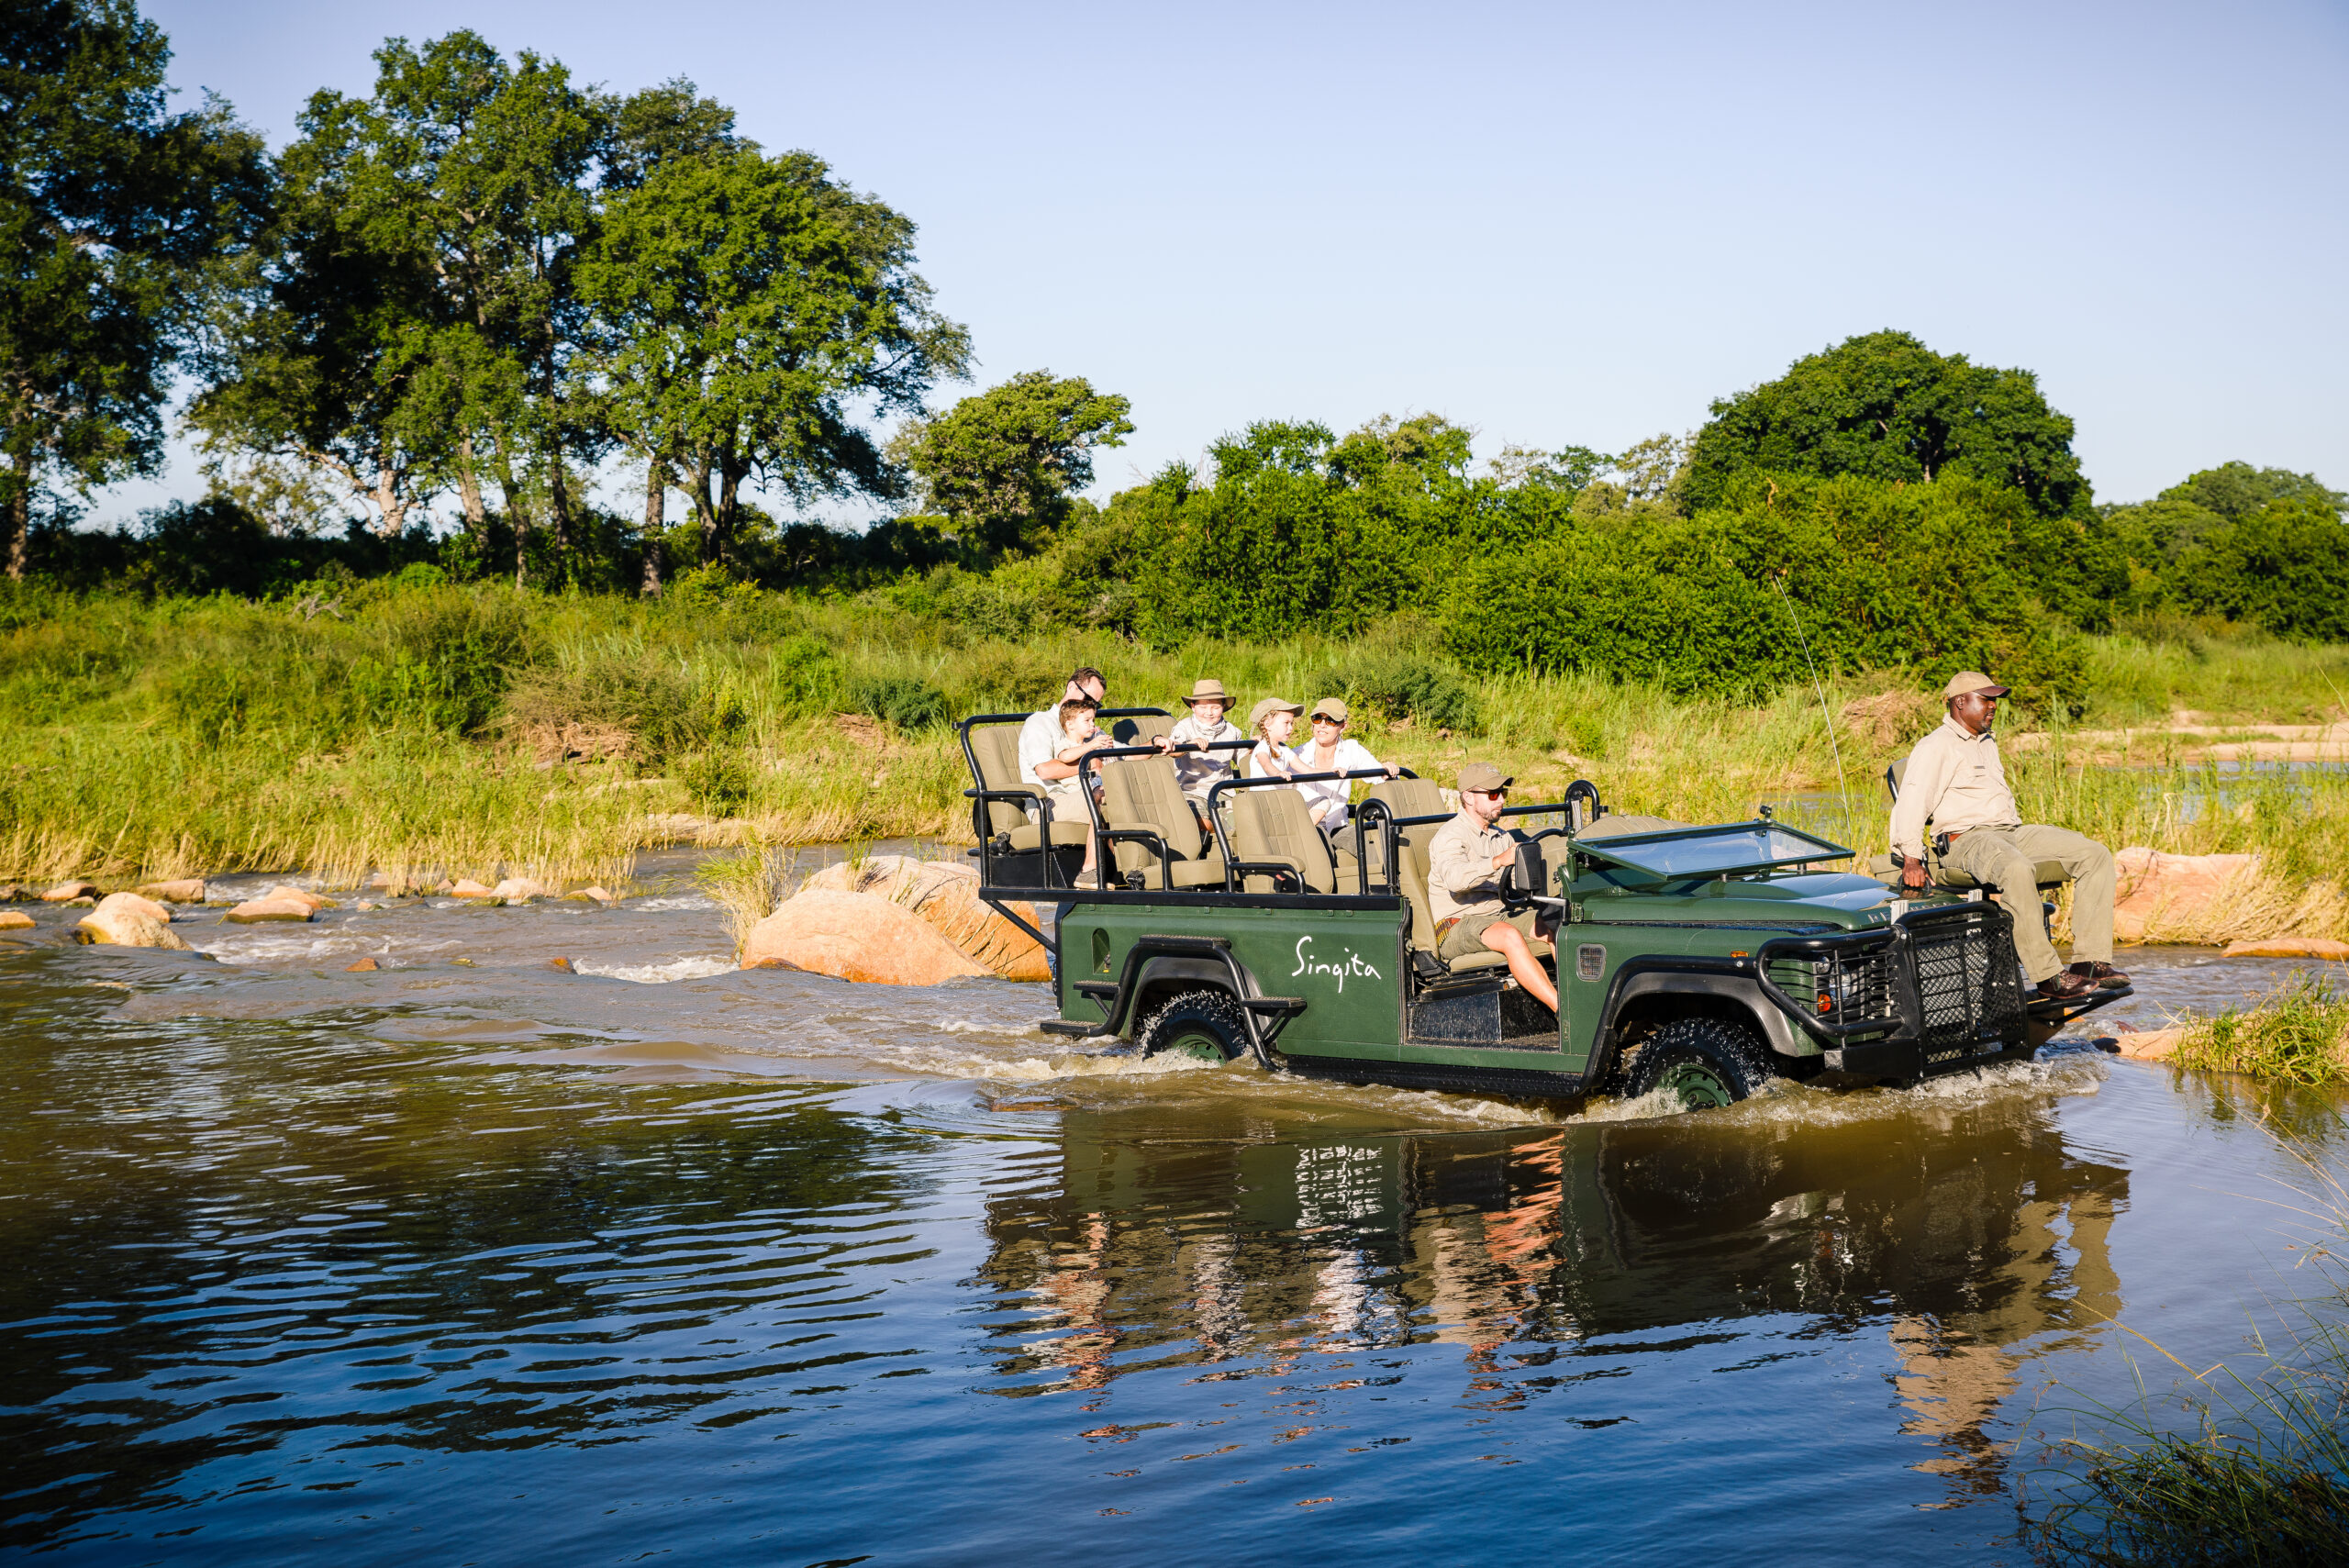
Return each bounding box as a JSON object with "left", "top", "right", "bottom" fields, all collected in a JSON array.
[
  {"left": 1101, "top": 756, "right": 1226, "bottom": 889},
  {"left": 1361, "top": 777, "right": 1445, "bottom": 887},
  {"left": 968, "top": 723, "right": 1089, "bottom": 851},
  {"left": 1230, "top": 787, "right": 1361, "bottom": 895},
  {"left": 1876, "top": 758, "right": 2066, "bottom": 892},
  {"left": 1390, "top": 818, "right": 1532, "bottom": 976}
]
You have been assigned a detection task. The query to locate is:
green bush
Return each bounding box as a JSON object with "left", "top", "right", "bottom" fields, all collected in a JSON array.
[
  {"left": 1312, "top": 651, "right": 1479, "bottom": 731},
  {"left": 849, "top": 673, "right": 949, "bottom": 732},
  {"left": 502, "top": 649, "right": 741, "bottom": 763},
  {"left": 682, "top": 749, "right": 753, "bottom": 817}
]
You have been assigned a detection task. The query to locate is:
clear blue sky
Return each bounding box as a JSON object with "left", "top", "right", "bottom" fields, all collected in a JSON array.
[{"left": 122, "top": 0, "right": 2349, "bottom": 525}]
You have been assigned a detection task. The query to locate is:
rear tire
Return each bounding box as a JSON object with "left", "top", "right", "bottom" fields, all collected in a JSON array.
[
  {"left": 1620, "top": 1017, "right": 1771, "bottom": 1110},
  {"left": 1138, "top": 989, "right": 1249, "bottom": 1064}
]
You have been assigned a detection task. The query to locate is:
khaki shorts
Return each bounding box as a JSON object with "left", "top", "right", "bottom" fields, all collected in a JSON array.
[{"left": 1436, "top": 907, "right": 1550, "bottom": 962}]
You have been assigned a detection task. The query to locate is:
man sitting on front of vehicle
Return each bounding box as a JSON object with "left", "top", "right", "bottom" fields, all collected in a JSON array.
[
  {"left": 1427, "top": 762, "right": 1559, "bottom": 1014},
  {"left": 1891, "top": 671, "right": 2126, "bottom": 1002}
]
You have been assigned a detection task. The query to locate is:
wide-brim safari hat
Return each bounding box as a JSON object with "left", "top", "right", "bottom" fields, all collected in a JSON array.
[
  {"left": 1184, "top": 678, "right": 1230, "bottom": 705},
  {"left": 1248, "top": 695, "right": 1303, "bottom": 731},
  {"left": 1308, "top": 696, "right": 1349, "bottom": 724}
]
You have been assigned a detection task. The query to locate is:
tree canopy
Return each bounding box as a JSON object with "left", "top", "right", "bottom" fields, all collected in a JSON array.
[
  {"left": 0, "top": 0, "right": 265, "bottom": 577},
  {"left": 1683, "top": 329, "right": 2089, "bottom": 518},
  {"left": 895, "top": 371, "right": 1130, "bottom": 554}
]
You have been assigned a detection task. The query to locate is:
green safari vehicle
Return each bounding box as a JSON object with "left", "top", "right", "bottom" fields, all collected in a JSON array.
[{"left": 958, "top": 710, "right": 2130, "bottom": 1111}]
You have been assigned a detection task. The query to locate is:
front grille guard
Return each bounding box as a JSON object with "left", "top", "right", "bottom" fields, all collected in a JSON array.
[
  {"left": 1753, "top": 905, "right": 2026, "bottom": 1049},
  {"left": 1753, "top": 927, "right": 1911, "bottom": 1040}
]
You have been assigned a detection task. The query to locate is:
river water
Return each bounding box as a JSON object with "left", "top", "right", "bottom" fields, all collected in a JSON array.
[{"left": 4, "top": 858, "right": 2345, "bottom": 1564}]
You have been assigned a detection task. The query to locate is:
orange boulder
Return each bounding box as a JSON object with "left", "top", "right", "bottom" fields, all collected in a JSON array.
[
  {"left": 801, "top": 855, "right": 1048, "bottom": 982},
  {"left": 741, "top": 888, "right": 990, "bottom": 986}
]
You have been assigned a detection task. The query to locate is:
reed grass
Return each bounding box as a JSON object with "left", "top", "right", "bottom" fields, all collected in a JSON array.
[
  {"left": 4, "top": 582, "right": 2345, "bottom": 934},
  {"left": 2168, "top": 977, "right": 2349, "bottom": 1088}
]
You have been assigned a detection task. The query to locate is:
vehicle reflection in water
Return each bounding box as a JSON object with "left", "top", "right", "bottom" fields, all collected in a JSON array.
[{"left": 976, "top": 1083, "right": 2125, "bottom": 1501}]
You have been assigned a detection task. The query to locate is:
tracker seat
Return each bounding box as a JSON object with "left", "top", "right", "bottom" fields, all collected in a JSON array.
[{"left": 1876, "top": 758, "right": 2067, "bottom": 892}]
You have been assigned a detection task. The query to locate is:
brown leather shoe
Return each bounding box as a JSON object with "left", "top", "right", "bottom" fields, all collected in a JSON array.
[
  {"left": 2069, "top": 961, "right": 2130, "bottom": 990},
  {"left": 2037, "top": 971, "right": 2097, "bottom": 1001}
]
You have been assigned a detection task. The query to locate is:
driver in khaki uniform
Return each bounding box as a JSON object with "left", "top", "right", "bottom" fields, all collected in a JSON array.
[{"left": 1427, "top": 762, "right": 1559, "bottom": 1013}]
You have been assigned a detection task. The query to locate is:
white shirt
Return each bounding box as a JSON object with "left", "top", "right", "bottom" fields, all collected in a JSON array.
[
  {"left": 1016, "top": 708, "right": 1062, "bottom": 788},
  {"left": 1288, "top": 737, "right": 1384, "bottom": 818}
]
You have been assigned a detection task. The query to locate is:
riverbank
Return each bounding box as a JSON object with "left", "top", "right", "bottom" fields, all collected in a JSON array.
[{"left": 4, "top": 583, "right": 2345, "bottom": 945}]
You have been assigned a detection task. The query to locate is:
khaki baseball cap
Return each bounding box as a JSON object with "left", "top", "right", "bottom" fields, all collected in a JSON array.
[
  {"left": 1248, "top": 695, "right": 1303, "bottom": 731},
  {"left": 1458, "top": 761, "right": 1513, "bottom": 793},
  {"left": 1941, "top": 671, "right": 2011, "bottom": 701},
  {"left": 1184, "top": 677, "right": 1229, "bottom": 704},
  {"left": 1308, "top": 696, "right": 1348, "bottom": 724}
]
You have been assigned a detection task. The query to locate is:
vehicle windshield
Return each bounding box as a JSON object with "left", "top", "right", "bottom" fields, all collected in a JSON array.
[{"left": 1573, "top": 820, "right": 1852, "bottom": 882}]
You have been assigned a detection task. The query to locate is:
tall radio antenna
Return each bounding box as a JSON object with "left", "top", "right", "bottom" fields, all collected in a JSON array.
[{"left": 1771, "top": 572, "right": 1850, "bottom": 811}]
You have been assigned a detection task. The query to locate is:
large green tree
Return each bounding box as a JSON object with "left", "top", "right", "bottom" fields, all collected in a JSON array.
[
  {"left": 896, "top": 371, "right": 1132, "bottom": 555},
  {"left": 0, "top": 0, "right": 265, "bottom": 577},
  {"left": 578, "top": 144, "right": 969, "bottom": 570},
  {"left": 1684, "top": 329, "right": 2089, "bottom": 518},
  {"left": 192, "top": 32, "right": 602, "bottom": 579}
]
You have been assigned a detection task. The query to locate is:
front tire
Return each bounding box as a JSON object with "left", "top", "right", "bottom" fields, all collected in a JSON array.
[
  {"left": 1620, "top": 1017, "right": 1771, "bottom": 1110},
  {"left": 1137, "top": 989, "right": 1249, "bottom": 1064}
]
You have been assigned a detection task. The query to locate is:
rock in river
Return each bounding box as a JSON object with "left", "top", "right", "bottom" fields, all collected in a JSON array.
[
  {"left": 2221, "top": 936, "right": 2349, "bottom": 960},
  {"left": 41, "top": 882, "right": 101, "bottom": 903},
  {"left": 490, "top": 877, "right": 547, "bottom": 903},
  {"left": 448, "top": 879, "right": 496, "bottom": 898},
  {"left": 264, "top": 884, "right": 336, "bottom": 914},
  {"left": 136, "top": 879, "right": 207, "bottom": 904},
  {"left": 225, "top": 895, "right": 317, "bottom": 924},
  {"left": 75, "top": 894, "right": 192, "bottom": 950},
  {"left": 800, "top": 855, "right": 1049, "bottom": 982},
  {"left": 0, "top": 910, "right": 34, "bottom": 930},
  {"left": 741, "top": 888, "right": 990, "bottom": 986},
  {"left": 2111, "top": 847, "right": 2261, "bottom": 943}
]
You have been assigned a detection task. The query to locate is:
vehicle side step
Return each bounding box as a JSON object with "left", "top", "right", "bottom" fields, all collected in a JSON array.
[{"left": 1040, "top": 1018, "right": 1112, "bottom": 1038}]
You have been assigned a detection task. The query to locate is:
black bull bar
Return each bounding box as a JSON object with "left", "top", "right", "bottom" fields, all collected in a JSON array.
[{"left": 1751, "top": 905, "right": 2132, "bottom": 1074}]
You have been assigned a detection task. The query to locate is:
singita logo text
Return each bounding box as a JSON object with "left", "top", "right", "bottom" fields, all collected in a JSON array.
[{"left": 1292, "top": 937, "right": 1383, "bottom": 992}]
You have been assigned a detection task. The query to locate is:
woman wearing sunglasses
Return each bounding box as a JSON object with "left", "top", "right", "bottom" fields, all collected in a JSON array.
[{"left": 1290, "top": 697, "right": 1397, "bottom": 837}]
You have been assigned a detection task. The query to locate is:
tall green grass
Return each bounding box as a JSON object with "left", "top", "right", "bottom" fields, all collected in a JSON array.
[
  {"left": 3, "top": 578, "right": 2344, "bottom": 912},
  {"left": 2170, "top": 977, "right": 2349, "bottom": 1087}
]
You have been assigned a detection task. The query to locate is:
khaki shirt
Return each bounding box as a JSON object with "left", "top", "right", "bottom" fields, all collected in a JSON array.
[
  {"left": 1426, "top": 810, "right": 1512, "bottom": 924},
  {"left": 1889, "top": 714, "right": 2021, "bottom": 859},
  {"left": 1164, "top": 714, "right": 1244, "bottom": 795}
]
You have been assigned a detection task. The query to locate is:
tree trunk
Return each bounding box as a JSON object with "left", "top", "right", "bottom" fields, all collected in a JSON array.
[
  {"left": 372, "top": 439, "right": 408, "bottom": 537},
  {"left": 547, "top": 453, "right": 575, "bottom": 569},
  {"left": 640, "top": 457, "right": 666, "bottom": 597},
  {"left": 685, "top": 452, "right": 718, "bottom": 566},
  {"left": 716, "top": 459, "right": 743, "bottom": 567},
  {"left": 496, "top": 448, "right": 529, "bottom": 590},
  {"left": 456, "top": 434, "right": 488, "bottom": 549},
  {"left": 4, "top": 448, "right": 29, "bottom": 581}
]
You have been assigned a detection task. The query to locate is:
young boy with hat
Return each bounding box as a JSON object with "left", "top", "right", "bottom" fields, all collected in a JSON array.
[{"left": 1163, "top": 678, "right": 1246, "bottom": 816}]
